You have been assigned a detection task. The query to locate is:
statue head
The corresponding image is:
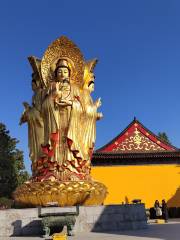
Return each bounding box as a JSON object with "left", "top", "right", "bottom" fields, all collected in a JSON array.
[
  {"left": 28, "top": 56, "right": 45, "bottom": 88},
  {"left": 54, "top": 59, "right": 71, "bottom": 83},
  {"left": 83, "top": 59, "right": 97, "bottom": 90},
  {"left": 31, "top": 73, "right": 41, "bottom": 91}
]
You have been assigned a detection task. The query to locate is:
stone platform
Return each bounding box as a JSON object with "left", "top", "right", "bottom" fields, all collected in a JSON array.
[{"left": 0, "top": 204, "right": 147, "bottom": 237}]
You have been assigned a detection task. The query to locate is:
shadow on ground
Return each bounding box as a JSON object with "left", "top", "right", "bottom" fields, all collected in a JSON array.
[
  {"left": 11, "top": 220, "right": 43, "bottom": 236},
  {"left": 91, "top": 221, "right": 180, "bottom": 240}
]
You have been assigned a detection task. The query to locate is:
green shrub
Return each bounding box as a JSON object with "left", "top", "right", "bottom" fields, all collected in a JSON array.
[{"left": 0, "top": 197, "right": 13, "bottom": 209}]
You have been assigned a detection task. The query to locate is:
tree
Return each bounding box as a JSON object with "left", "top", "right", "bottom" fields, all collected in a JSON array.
[
  {"left": 158, "top": 132, "right": 171, "bottom": 145},
  {"left": 0, "top": 123, "right": 29, "bottom": 198}
]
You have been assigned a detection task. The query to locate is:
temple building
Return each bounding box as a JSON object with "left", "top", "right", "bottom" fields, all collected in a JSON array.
[{"left": 91, "top": 118, "right": 180, "bottom": 208}]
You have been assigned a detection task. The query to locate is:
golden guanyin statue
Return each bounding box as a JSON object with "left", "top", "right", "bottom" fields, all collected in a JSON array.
[{"left": 14, "top": 36, "right": 107, "bottom": 207}]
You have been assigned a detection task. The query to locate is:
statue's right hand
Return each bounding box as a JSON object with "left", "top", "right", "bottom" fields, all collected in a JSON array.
[
  {"left": 55, "top": 82, "right": 60, "bottom": 89},
  {"left": 95, "top": 98, "right": 102, "bottom": 108},
  {"left": 55, "top": 82, "right": 62, "bottom": 96}
]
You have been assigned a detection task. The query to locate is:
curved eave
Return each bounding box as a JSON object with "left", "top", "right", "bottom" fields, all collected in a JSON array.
[{"left": 92, "top": 151, "right": 180, "bottom": 166}]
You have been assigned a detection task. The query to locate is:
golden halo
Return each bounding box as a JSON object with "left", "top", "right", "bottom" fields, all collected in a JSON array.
[{"left": 41, "top": 36, "right": 85, "bottom": 87}]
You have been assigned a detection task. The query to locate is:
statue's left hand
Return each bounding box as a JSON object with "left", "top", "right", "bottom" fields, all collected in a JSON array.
[{"left": 97, "top": 112, "right": 103, "bottom": 120}]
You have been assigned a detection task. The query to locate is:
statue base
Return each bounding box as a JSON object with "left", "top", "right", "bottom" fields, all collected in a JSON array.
[
  {"left": 0, "top": 205, "right": 147, "bottom": 237},
  {"left": 13, "top": 180, "right": 107, "bottom": 207}
]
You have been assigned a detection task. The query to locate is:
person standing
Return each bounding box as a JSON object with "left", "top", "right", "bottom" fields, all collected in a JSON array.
[
  {"left": 154, "top": 200, "right": 162, "bottom": 219},
  {"left": 162, "top": 199, "right": 168, "bottom": 222}
]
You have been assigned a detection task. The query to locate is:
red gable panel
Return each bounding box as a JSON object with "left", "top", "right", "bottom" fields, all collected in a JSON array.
[{"left": 98, "top": 119, "right": 177, "bottom": 153}]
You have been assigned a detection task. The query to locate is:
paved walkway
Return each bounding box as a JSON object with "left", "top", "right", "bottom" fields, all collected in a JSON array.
[{"left": 1, "top": 219, "right": 180, "bottom": 240}]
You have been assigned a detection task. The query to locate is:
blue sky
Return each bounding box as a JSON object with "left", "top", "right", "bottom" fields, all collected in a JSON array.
[{"left": 1, "top": 0, "right": 180, "bottom": 172}]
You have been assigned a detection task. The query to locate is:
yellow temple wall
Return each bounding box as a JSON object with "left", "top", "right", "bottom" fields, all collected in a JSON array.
[{"left": 91, "top": 164, "right": 180, "bottom": 208}]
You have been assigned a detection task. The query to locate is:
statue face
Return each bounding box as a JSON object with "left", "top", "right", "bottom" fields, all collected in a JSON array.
[
  {"left": 90, "top": 73, "right": 95, "bottom": 82},
  {"left": 56, "top": 67, "right": 69, "bottom": 82},
  {"left": 88, "top": 82, "right": 94, "bottom": 93},
  {"left": 31, "top": 73, "right": 41, "bottom": 91}
]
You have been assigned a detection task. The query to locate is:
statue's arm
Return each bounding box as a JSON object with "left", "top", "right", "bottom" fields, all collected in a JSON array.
[
  {"left": 19, "top": 110, "right": 28, "bottom": 125},
  {"left": 55, "top": 99, "right": 72, "bottom": 106}
]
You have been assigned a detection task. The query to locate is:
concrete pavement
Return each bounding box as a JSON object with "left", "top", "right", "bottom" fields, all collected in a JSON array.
[{"left": 1, "top": 219, "right": 180, "bottom": 240}]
